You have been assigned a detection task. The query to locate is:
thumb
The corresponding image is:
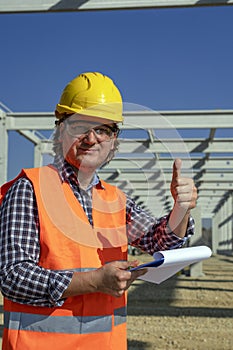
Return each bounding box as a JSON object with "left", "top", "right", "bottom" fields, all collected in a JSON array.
[{"left": 172, "top": 158, "right": 182, "bottom": 180}]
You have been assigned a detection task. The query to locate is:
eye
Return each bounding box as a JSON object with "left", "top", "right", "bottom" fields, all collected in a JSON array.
[
  {"left": 94, "top": 127, "right": 112, "bottom": 136},
  {"left": 72, "top": 125, "right": 86, "bottom": 133},
  {"left": 67, "top": 121, "right": 88, "bottom": 134}
]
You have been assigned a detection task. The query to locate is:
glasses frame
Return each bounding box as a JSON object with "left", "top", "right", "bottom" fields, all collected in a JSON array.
[{"left": 64, "top": 120, "right": 117, "bottom": 142}]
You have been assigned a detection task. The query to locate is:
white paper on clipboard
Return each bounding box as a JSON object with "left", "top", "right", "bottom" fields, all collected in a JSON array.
[{"left": 130, "top": 246, "right": 212, "bottom": 284}]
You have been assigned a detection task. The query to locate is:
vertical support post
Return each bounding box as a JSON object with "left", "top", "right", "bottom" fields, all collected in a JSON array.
[
  {"left": 232, "top": 193, "right": 233, "bottom": 254},
  {"left": 212, "top": 210, "right": 220, "bottom": 254},
  {"left": 34, "top": 143, "right": 42, "bottom": 168},
  {"left": 189, "top": 206, "right": 204, "bottom": 277},
  {"left": 0, "top": 110, "right": 8, "bottom": 184},
  {"left": 223, "top": 200, "right": 227, "bottom": 250},
  {"left": 227, "top": 196, "right": 231, "bottom": 251}
]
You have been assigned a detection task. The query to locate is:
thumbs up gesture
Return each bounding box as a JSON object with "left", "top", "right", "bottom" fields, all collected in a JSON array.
[
  {"left": 169, "top": 158, "right": 197, "bottom": 237},
  {"left": 170, "top": 158, "right": 197, "bottom": 210}
]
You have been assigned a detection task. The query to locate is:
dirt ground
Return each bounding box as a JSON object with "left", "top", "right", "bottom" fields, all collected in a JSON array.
[
  {"left": 0, "top": 253, "right": 232, "bottom": 350},
  {"left": 127, "top": 253, "right": 233, "bottom": 350}
]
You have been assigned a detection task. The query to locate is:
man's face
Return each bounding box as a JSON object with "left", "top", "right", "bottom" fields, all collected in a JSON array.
[{"left": 59, "top": 114, "right": 117, "bottom": 172}]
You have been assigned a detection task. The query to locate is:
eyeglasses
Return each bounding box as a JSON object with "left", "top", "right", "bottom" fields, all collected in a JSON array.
[{"left": 65, "top": 120, "right": 116, "bottom": 142}]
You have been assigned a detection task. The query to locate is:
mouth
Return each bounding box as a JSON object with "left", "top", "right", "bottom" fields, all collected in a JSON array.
[{"left": 78, "top": 147, "right": 97, "bottom": 154}]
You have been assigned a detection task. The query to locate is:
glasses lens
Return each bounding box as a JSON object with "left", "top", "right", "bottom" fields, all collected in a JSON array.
[
  {"left": 93, "top": 126, "right": 113, "bottom": 141},
  {"left": 66, "top": 122, "right": 88, "bottom": 136},
  {"left": 66, "top": 121, "right": 114, "bottom": 141}
]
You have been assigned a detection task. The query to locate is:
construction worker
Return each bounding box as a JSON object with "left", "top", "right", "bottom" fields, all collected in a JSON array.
[{"left": 0, "top": 72, "right": 197, "bottom": 350}]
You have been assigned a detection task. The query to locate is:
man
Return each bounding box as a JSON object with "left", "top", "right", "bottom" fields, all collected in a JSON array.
[{"left": 0, "top": 72, "right": 197, "bottom": 350}]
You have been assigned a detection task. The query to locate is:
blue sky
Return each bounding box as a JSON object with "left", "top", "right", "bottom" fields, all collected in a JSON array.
[{"left": 1, "top": 5, "right": 233, "bottom": 179}]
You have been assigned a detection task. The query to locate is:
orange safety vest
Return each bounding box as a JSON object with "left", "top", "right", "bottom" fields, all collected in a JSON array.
[{"left": 0, "top": 166, "right": 128, "bottom": 350}]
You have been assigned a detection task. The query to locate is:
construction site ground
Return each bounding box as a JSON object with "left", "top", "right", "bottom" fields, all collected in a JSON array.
[{"left": 127, "top": 253, "right": 233, "bottom": 350}]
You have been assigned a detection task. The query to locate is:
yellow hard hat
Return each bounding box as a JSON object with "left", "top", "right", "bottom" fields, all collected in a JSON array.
[{"left": 55, "top": 72, "right": 123, "bottom": 123}]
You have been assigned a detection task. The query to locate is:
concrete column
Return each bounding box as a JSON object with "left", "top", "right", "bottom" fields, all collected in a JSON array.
[
  {"left": 232, "top": 194, "right": 233, "bottom": 254},
  {"left": 227, "top": 197, "right": 230, "bottom": 250},
  {"left": 219, "top": 204, "right": 225, "bottom": 252},
  {"left": 227, "top": 195, "right": 233, "bottom": 252},
  {"left": 189, "top": 206, "right": 204, "bottom": 277},
  {"left": 224, "top": 200, "right": 228, "bottom": 250},
  {"left": 212, "top": 210, "right": 220, "bottom": 254},
  {"left": 0, "top": 110, "right": 8, "bottom": 184}
]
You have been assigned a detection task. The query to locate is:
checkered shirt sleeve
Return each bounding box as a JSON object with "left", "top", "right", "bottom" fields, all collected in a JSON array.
[{"left": 126, "top": 195, "right": 194, "bottom": 255}]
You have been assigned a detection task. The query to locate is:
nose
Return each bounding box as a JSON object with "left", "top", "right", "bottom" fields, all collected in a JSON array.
[{"left": 82, "top": 129, "right": 97, "bottom": 144}]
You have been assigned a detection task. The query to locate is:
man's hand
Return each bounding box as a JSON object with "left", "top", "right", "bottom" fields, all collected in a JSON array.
[
  {"left": 92, "top": 260, "right": 147, "bottom": 298},
  {"left": 170, "top": 158, "right": 197, "bottom": 210},
  {"left": 169, "top": 158, "right": 197, "bottom": 237},
  {"left": 62, "top": 260, "right": 147, "bottom": 299}
]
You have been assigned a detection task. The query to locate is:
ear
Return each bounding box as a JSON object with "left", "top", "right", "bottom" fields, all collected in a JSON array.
[
  {"left": 110, "top": 137, "right": 117, "bottom": 151},
  {"left": 58, "top": 123, "right": 65, "bottom": 141}
]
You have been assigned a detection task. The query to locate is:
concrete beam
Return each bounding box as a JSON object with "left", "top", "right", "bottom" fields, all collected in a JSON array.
[{"left": 1, "top": 0, "right": 233, "bottom": 14}]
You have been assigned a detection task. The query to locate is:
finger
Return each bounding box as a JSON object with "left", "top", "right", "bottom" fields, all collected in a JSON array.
[
  {"left": 126, "top": 260, "right": 140, "bottom": 270},
  {"left": 131, "top": 268, "right": 148, "bottom": 280},
  {"left": 116, "top": 260, "right": 139, "bottom": 271},
  {"left": 113, "top": 260, "right": 130, "bottom": 270},
  {"left": 175, "top": 181, "right": 195, "bottom": 193},
  {"left": 172, "top": 158, "right": 182, "bottom": 181},
  {"left": 115, "top": 290, "right": 125, "bottom": 298}
]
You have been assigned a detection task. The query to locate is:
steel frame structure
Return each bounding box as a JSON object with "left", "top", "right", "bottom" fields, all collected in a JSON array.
[{"left": 0, "top": 109, "right": 232, "bottom": 254}]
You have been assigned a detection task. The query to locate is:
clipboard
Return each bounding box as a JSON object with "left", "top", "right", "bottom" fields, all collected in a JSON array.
[{"left": 129, "top": 246, "right": 212, "bottom": 284}]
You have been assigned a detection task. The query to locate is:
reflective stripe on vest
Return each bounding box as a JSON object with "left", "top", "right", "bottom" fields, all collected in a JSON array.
[
  {"left": 4, "top": 307, "right": 126, "bottom": 334},
  {"left": 114, "top": 307, "right": 127, "bottom": 327}
]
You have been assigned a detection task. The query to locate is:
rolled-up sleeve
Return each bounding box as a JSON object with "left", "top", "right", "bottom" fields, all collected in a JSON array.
[{"left": 126, "top": 195, "right": 195, "bottom": 255}]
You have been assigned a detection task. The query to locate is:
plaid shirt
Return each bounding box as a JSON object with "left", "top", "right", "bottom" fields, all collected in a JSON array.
[{"left": 0, "top": 156, "right": 194, "bottom": 307}]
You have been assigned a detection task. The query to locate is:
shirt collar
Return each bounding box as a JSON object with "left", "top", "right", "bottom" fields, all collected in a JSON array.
[{"left": 53, "top": 155, "right": 104, "bottom": 190}]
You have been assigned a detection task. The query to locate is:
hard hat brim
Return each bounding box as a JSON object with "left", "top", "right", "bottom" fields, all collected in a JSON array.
[{"left": 56, "top": 103, "right": 124, "bottom": 123}]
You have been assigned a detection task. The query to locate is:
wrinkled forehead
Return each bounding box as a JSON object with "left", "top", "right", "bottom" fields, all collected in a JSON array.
[{"left": 67, "top": 113, "right": 115, "bottom": 127}]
